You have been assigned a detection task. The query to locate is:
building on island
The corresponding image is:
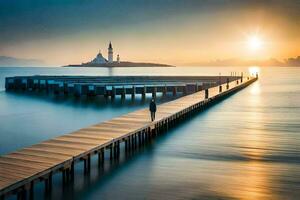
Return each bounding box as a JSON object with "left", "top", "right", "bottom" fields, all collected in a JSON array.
[
  {"left": 108, "top": 42, "right": 113, "bottom": 63},
  {"left": 90, "top": 51, "right": 108, "bottom": 64},
  {"left": 117, "top": 54, "right": 120, "bottom": 63},
  {"left": 86, "top": 42, "right": 119, "bottom": 65},
  {"left": 69, "top": 41, "right": 172, "bottom": 67}
]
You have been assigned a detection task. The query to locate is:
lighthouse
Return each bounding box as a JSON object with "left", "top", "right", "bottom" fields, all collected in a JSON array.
[{"left": 108, "top": 42, "right": 113, "bottom": 63}]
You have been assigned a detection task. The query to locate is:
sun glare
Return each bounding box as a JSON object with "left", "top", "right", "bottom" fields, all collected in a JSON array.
[
  {"left": 247, "top": 36, "right": 262, "bottom": 51},
  {"left": 248, "top": 66, "right": 260, "bottom": 76}
]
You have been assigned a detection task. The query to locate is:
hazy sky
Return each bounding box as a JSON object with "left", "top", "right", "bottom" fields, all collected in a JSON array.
[{"left": 0, "top": 0, "right": 299, "bottom": 66}]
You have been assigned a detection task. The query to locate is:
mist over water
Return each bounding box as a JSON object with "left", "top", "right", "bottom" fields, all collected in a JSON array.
[{"left": 0, "top": 66, "right": 299, "bottom": 200}]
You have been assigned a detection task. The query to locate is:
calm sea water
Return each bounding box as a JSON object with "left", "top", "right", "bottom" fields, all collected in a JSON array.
[{"left": 0, "top": 66, "right": 299, "bottom": 200}]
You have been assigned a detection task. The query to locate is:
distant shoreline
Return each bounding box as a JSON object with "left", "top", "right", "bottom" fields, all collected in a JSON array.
[{"left": 64, "top": 61, "right": 175, "bottom": 68}]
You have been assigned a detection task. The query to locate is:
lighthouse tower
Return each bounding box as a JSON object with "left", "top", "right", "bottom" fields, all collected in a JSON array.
[
  {"left": 108, "top": 42, "right": 113, "bottom": 63},
  {"left": 117, "top": 54, "right": 120, "bottom": 63}
]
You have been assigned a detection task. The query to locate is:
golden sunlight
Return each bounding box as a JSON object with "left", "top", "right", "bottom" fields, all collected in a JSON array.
[
  {"left": 247, "top": 36, "right": 263, "bottom": 51},
  {"left": 248, "top": 66, "right": 260, "bottom": 76}
]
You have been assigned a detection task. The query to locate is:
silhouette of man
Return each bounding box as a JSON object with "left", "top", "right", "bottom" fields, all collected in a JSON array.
[{"left": 149, "top": 98, "right": 157, "bottom": 121}]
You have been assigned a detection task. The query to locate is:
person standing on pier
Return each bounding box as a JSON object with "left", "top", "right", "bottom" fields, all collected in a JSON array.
[{"left": 149, "top": 98, "right": 157, "bottom": 121}]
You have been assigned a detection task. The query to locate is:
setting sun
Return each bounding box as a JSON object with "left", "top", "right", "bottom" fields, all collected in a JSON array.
[{"left": 247, "top": 36, "right": 263, "bottom": 51}]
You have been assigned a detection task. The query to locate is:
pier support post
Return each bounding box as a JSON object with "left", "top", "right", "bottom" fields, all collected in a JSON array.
[
  {"left": 29, "top": 182, "right": 34, "bottom": 200},
  {"left": 183, "top": 86, "right": 187, "bottom": 95},
  {"left": 134, "top": 133, "right": 137, "bottom": 147},
  {"left": 139, "top": 131, "right": 143, "bottom": 146},
  {"left": 163, "top": 85, "right": 167, "bottom": 96},
  {"left": 152, "top": 87, "right": 157, "bottom": 98},
  {"left": 172, "top": 87, "right": 177, "bottom": 96},
  {"left": 113, "top": 142, "right": 119, "bottom": 158},
  {"left": 131, "top": 134, "right": 135, "bottom": 149},
  {"left": 241, "top": 72, "right": 243, "bottom": 83},
  {"left": 62, "top": 170, "right": 67, "bottom": 183},
  {"left": 128, "top": 136, "right": 131, "bottom": 152},
  {"left": 142, "top": 86, "right": 146, "bottom": 99},
  {"left": 110, "top": 144, "right": 113, "bottom": 160},
  {"left": 70, "top": 162, "right": 75, "bottom": 180},
  {"left": 104, "top": 87, "right": 108, "bottom": 98},
  {"left": 98, "top": 150, "right": 102, "bottom": 166},
  {"left": 226, "top": 78, "right": 229, "bottom": 90},
  {"left": 131, "top": 86, "right": 135, "bottom": 99},
  {"left": 121, "top": 87, "right": 126, "bottom": 99},
  {"left": 125, "top": 139, "right": 128, "bottom": 152},
  {"left": 17, "top": 188, "right": 26, "bottom": 200},
  {"left": 44, "top": 174, "right": 52, "bottom": 193},
  {"left": 205, "top": 89, "right": 209, "bottom": 99},
  {"left": 219, "top": 85, "right": 222, "bottom": 93},
  {"left": 82, "top": 155, "right": 91, "bottom": 174},
  {"left": 111, "top": 86, "right": 116, "bottom": 99},
  {"left": 117, "top": 141, "right": 120, "bottom": 157}
]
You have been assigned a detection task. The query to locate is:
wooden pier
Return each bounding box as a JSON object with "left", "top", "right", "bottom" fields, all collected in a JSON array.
[
  {"left": 0, "top": 75, "right": 257, "bottom": 199},
  {"left": 5, "top": 76, "right": 238, "bottom": 98}
]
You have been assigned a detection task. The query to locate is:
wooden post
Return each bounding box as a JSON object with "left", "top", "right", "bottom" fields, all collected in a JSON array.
[
  {"left": 152, "top": 87, "right": 157, "bottom": 98},
  {"left": 142, "top": 86, "right": 146, "bottom": 99},
  {"left": 131, "top": 86, "right": 135, "bottom": 99},
  {"left": 45, "top": 175, "right": 52, "bottom": 193},
  {"left": 219, "top": 85, "right": 222, "bottom": 93},
  {"left": 138, "top": 132, "right": 141, "bottom": 146},
  {"left": 132, "top": 134, "right": 135, "bottom": 149},
  {"left": 111, "top": 86, "right": 116, "bottom": 99},
  {"left": 121, "top": 87, "right": 125, "bottom": 99},
  {"left": 117, "top": 141, "right": 120, "bottom": 157},
  {"left": 125, "top": 139, "right": 128, "bottom": 152},
  {"left": 29, "top": 181, "right": 34, "bottom": 200},
  {"left": 98, "top": 151, "right": 102, "bottom": 166},
  {"left": 128, "top": 136, "right": 131, "bottom": 151},
  {"left": 183, "top": 86, "right": 187, "bottom": 95},
  {"left": 104, "top": 86, "right": 108, "bottom": 98},
  {"left": 205, "top": 89, "right": 209, "bottom": 99},
  {"left": 226, "top": 78, "right": 229, "bottom": 89},
  {"left": 172, "top": 86, "right": 177, "bottom": 96},
  {"left": 134, "top": 133, "right": 137, "bottom": 147},
  {"left": 82, "top": 154, "right": 91, "bottom": 174},
  {"left": 70, "top": 162, "right": 74, "bottom": 180},
  {"left": 241, "top": 72, "right": 243, "bottom": 83},
  {"left": 110, "top": 145, "right": 113, "bottom": 160},
  {"left": 163, "top": 85, "right": 167, "bottom": 96},
  {"left": 87, "top": 155, "right": 91, "bottom": 173},
  {"left": 17, "top": 188, "right": 26, "bottom": 200}
]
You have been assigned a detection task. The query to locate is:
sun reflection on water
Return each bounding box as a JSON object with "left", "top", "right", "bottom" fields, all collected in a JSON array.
[{"left": 248, "top": 66, "right": 260, "bottom": 77}]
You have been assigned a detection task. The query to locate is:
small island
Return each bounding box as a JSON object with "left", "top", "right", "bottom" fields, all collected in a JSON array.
[{"left": 65, "top": 42, "right": 174, "bottom": 68}]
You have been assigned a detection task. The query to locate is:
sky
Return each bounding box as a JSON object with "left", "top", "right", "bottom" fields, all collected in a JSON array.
[{"left": 0, "top": 0, "right": 299, "bottom": 66}]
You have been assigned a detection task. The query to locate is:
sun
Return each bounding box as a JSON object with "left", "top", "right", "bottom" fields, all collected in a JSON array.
[
  {"left": 248, "top": 66, "right": 260, "bottom": 76},
  {"left": 247, "top": 36, "right": 262, "bottom": 51}
]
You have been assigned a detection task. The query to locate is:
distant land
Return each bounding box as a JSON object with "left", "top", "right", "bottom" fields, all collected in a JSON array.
[
  {"left": 1, "top": 55, "right": 300, "bottom": 67},
  {"left": 0, "top": 56, "right": 44, "bottom": 67},
  {"left": 186, "top": 56, "right": 300, "bottom": 67},
  {"left": 65, "top": 61, "right": 174, "bottom": 68}
]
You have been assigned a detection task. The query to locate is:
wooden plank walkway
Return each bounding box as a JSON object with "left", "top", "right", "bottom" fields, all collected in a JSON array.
[{"left": 0, "top": 76, "right": 257, "bottom": 199}]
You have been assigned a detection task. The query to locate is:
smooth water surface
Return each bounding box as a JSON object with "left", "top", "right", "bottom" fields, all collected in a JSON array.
[{"left": 0, "top": 66, "right": 299, "bottom": 200}]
